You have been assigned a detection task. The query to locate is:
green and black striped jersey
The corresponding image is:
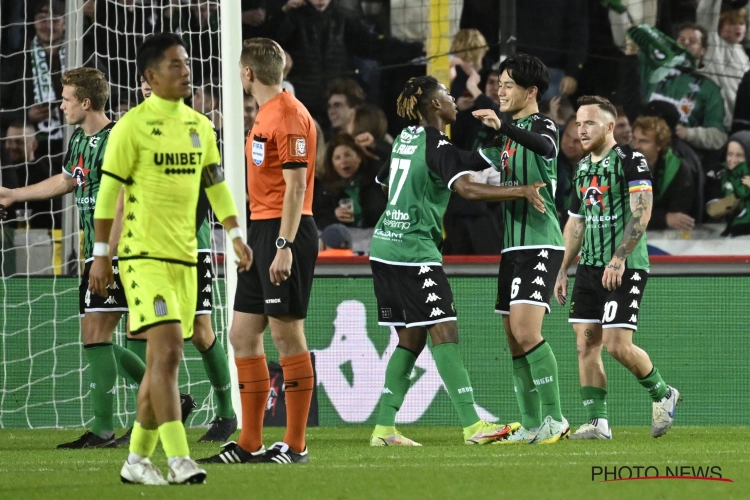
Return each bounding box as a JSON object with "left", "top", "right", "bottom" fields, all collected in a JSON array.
[
  {"left": 569, "top": 144, "right": 653, "bottom": 270},
  {"left": 62, "top": 123, "right": 114, "bottom": 261},
  {"left": 478, "top": 113, "right": 563, "bottom": 252}
]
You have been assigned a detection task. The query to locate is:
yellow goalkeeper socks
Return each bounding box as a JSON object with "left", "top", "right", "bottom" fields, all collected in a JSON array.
[
  {"left": 159, "top": 420, "right": 190, "bottom": 459},
  {"left": 129, "top": 421, "right": 159, "bottom": 461}
]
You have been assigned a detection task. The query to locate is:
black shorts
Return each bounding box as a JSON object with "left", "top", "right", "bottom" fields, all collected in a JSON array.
[
  {"left": 79, "top": 258, "right": 129, "bottom": 317},
  {"left": 495, "top": 248, "right": 564, "bottom": 315},
  {"left": 234, "top": 216, "right": 317, "bottom": 318},
  {"left": 371, "top": 260, "right": 456, "bottom": 328},
  {"left": 196, "top": 250, "right": 214, "bottom": 315},
  {"left": 569, "top": 264, "right": 648, "bottom": 330}
]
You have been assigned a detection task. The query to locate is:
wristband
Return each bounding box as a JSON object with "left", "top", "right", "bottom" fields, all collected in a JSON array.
[
  {"left": 93, "top": 242, "right": 110, "bottom": 257},
  {"left": 228, "top": 227, "right": 244, "bottom": 241}
]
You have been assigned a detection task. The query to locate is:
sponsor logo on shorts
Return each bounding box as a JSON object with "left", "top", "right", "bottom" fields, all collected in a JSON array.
[
  {"left": 425, "top": 293, "right": 441, "bottom": 303},
  {"left": 265, "top": 298, "right": 282, "bottom": 304},
  {"left": 530, "top": 291, "right": 544, "bottom": 301},
  {"left": 422, "top": 278, "right": 437, "bottom": 288},
  {"left": 429, "top": 307, "right": 444, "bottom": 317},
  {"left": 154, "top": 295, "right": 168, "bottom": 317},
  {"left": 380, "top": 308, "right": 392, "bottom": 319},
  {"left": 534, "top": 263, "right": 548, "bottom": 272}
]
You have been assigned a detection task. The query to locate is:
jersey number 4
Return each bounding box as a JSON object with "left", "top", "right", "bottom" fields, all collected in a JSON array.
[{"left": 388, "top": 158, "right": 411, "bottom": 205}]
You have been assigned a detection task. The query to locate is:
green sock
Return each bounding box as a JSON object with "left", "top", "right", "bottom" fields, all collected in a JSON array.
[
  {"left": 526, "top": 341, "right": 563, "bottom": 421},
  {"left": 580, "top": 386, "right": 608, "bottom": 420},
  {"left": 512, "top": 355, "right": 542, "bottom": 430},
  {"left": 83, "top": 343, "right": 117, "bottom": 438},
  {"left": 199, "top": 337, "right": 235, "bottom": 418},
  {"left": 637, "top": 367, "right": 669, "bottom": 401},
  {"left": 159, "top": 420, "right": 190, "bottom": 458},
  {"left": 376, "top": 346, "right": 417, "bottom": 427},
  {"left": 432, "top": 342, "right": 480, "bottom": 428},
  {"left": 130, "top": 421, "right": 159, "bottom": 457},
  {"left": 127, "top": 339, "right": 147, "bottom": 413},
  {"left": 113, "top": 343, "right": 145, "bottom": 387}
]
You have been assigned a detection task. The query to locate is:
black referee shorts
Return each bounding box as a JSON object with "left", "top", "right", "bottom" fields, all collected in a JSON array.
[{"left": 234, "top": 216, "right": 318, "bottom": 318}]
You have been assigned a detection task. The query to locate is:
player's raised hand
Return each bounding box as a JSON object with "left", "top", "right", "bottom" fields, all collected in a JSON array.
[
  {"left": 523, "top": 182, "right": 547, "bottom": 213},
  {"left": 270, "top": 248, "right": 293, "bottom": 286},
  {"left": 472, "top": 109, "right": 502, "bottom": 130},
  {"left": 88, "top": 256, "right": 114, "bottom": 297},
  {"left": 233, "top": 238, "right": 253, "bottom": 271},
  {"left": 554, "top": 270, "right": 568, "bottom": 306},
  {"left": 602, "top": 257, "right": 625, "bottom": 291}
]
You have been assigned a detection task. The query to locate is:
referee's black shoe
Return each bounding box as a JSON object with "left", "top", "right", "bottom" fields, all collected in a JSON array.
[
  {"left": 180, "top": 393, "right": 197, "bottom": 424},
  {"left": 196, "top": 441, "right": 267, "bottom": 464},
  {"left": 57, "top": 430, "right": 117, "bottom": 449},
  {"left": 259, "top": 442, "right": 309, "bottom": 464}
]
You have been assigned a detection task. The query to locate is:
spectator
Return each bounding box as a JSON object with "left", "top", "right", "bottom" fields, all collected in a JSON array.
[
  {"left": 192, "top": 81, "right": 222, "bottom": 142},
  {"left": 326, "top": 78, "right": 365, "bottom": 139},
  {"left": 459, "top": 0, "right": 500, "bottom": 60},
  {"left": 346, "top": 103, "right": 391, "bottom": 161},
  {"left": 556, "top": 115, "right": 584, "bottom": 226},
  {"left": 732, "top": 68, "right": 750, "bottom": 133},
  {"left": 2, "top": 121, "right": 60, "bottom": 230},
  {"left": 544, "top": 96, "right": 576, "bottom": 127},
  {"left": 273, "top": 0, "right": 423, "bottom": 128},
  {"left": 613, "top": 105, "right": 633, "bottom": 145},
  {"left": 706, "top": 131, "right": 750, "bottom": 235},
  {"left": 243, "top": 94, "right": 259, "bottom": 136},
  {"left": 516, "top": 0, "right": 589, "bottom": 98},
  {"left": 697, "top": 0, "right": 750, "bottom": 121},
  {"left": 632, "top": 116, "right": 696, "bottom": 231},
  {"left": 318, "top": 223, "right": 355, "bottom": 257},
  {"left": 0, "top": 145, "right": 20, "bottom": 277},
  {"left": 312, "top": 133, "right": 386, "bottom": 230},
  {"left": 625, "top": 23, "right": 727, "bottom": 161}
]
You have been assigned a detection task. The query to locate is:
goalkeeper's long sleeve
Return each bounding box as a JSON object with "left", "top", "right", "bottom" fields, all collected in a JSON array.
[{"left": 204, "top": 180, "right": 239, "bottom": 224}]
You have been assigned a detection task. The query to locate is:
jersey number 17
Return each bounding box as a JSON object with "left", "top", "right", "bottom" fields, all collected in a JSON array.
[{"left": 388, "top": 158, "right": 411, "bottom": 205}]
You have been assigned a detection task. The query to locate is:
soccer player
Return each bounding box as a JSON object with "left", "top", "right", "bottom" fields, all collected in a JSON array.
[
  {"left": 198, "top": 38, "right": 318, "bottom": 465},
  {"left": 472, "top": 54, "right": 567, "bottom": 444},
  {"left": 370, "top": 75, "right": 547, "bottom": 447},
  {"left": 89, "top": 33, "right": 251, "bottom": 485},
  {"left": 553, "top": 96, "right": 680, "bottom": 440},
  {"left": 0, "top": 67, "right": 149, "bottom": 449},
  {"left": 128, "top": 76, "right": 238, "bottom": 444}
]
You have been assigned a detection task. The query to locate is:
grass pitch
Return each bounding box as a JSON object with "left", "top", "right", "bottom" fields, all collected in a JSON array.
[{"left": 0, "top": 426, "right": 747, "bottom": 500}]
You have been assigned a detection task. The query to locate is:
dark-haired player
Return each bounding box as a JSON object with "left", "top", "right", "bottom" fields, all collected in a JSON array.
[
  {"left": 369, "top": 75, "right": 547, "bottom": 446},
  {"left": 554, "top": 96, "right": 680, "bottom": 440},
  {"left": 472, "top": 54, "right": 567, "bottom": 444},
  {"left": 0, "top": 67, "right": 151, "bottom": 449},
  {"left": 90, "top": 33, "right": 252, "bottom": 485}
]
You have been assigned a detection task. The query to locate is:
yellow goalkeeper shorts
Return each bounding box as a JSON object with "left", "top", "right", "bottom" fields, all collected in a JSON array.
[{"left": 120, "top": 259, "right": 197, "bottom": 338}]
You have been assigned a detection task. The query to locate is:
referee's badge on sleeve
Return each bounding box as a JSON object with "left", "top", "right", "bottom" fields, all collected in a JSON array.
[
  {"left": 289, "top": 136, "right": 306, "bottom": 158},
  {"left": 252, "top": 140, "right": 265, "bottom": 166}
]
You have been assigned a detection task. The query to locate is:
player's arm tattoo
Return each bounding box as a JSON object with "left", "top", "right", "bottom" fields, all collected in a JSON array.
[
  {"left": 201, "top": 163, "right": 225, "bottom": 187},
  {"left": 612, "top": 191, "right": 653, "bottom": 266}
]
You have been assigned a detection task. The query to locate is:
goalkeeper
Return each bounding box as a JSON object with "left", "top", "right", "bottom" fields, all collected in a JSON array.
[
  {"left": 89, "top": 33, "right": 251, "bottom": 485},
  {"left": 0, "top": 67, "right": 158, "bottom": 450}
]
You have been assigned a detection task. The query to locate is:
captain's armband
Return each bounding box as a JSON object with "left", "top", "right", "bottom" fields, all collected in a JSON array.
[{"left": 201, "top": 163, "right": 225, "bottom": 187}]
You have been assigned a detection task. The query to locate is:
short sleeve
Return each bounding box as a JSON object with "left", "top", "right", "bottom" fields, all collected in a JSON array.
[
  {"left": 529, "top": 115, "right": 559, "bottom": 160},
  {"left": 424, "top": 128, "right": 472, "bottom": 190},
  {"left": 275, "top": 112, "right": 312, "bottom": 168},
  {"left": 61, "top": 130, "right": 79, "bottom": 176},
  {"left": 101, "top": 118, "right": 137, "bottom": 181},
  {"left": 618, "top": 145, "right": 654, "bottom": 183},
  {"left": 568, "top": 183, "right": 583, "bottom": 218},
  {"left": 477, "top": 146, "right": 502, "bottom": 171},
  {"left": 375, "top": 159, "right": 390, "bottom": 186}
]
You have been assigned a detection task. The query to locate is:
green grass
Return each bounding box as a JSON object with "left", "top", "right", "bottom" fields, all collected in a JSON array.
[{"left": 0, "top": 427, "right": 748, "bottom": 499}]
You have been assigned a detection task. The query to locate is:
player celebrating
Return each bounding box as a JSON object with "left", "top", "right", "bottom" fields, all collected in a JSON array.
[
  {"left": 472, "top": 54, "right": 567, "bottom": 444},
  {"left": 0, "top": 67, "right": 151, "bottom": 449},
  {"left": 369, "top": 75, "right": 547, "bottom": 447},
  {"left": 198, "top": 38, "right": 318, "bottom": 465},
  {"left": 554, "top": 96, "right": 680, "bottom": 440},
  {"left": 89, "top": 33, "right": 251, "bottom": 485}
]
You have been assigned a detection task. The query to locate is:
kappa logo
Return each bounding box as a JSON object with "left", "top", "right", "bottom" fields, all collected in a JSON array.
[
  {"left": 629, "top": 286, "right": 640, "bottom": 295},
  {"left": 204, "top": 254, "right": 211, "bottom": 264},
  {"left": 382, "top": 388, "right": 393, "bottom": 394},
  {"left": 425, "top": 293, "right": 441, "bottom": 303},
  {"left": 205, "top": 270, "right": 211, "bottom": 278},
  {"left": 104, "top": 296, "right": 117, "bottom": 305},
  {"left": 530, "top": 291, "right": 544, "bottom": 301},
  {"left": 151, "top": 128, "right": 162, "bottom": 136},
  {"left": 203, "top": 299, "right": 211, "bottom": 308},
  {"left": 531, "top": 276, "right": 546, "bottom": 287},
  {"left": 632, "top": 272, "right": 642, "bottom": 281},
  {"left": 629, "top": 314, "right": 638, "bottom": 322},
  {"left": 202, "top": 284, "right": 212, "bottom": 293},
  {"left": 429, "top": 307, "right": 445, "bottom": 317},
  {"left": 437, "top": 139, "right": 451, "bottom": 148},
  {"left": 106, "top": 386, "right": 117, "bottom": 395},
  {"left": 110, "top": 282, "right": 119, "bottom": 290},
  {"left": 422, "top": 278, "right": 437, "bottom": 288},
  {"left": 537, "top": 249, "right": 549, "bottom": 259},
  {"left": 418, "top": 266, "right": 432, "bottom": 275},
  {"left": 533, "top": 262, "right": 548, "bottom": 272},
  {"left": 629, "top": 300, "right": 639, "bottom": 309}
]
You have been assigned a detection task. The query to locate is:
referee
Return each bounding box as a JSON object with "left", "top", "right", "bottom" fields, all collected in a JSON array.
[{"left": 199, "top": 38, "right": 318, "bottom": 466}]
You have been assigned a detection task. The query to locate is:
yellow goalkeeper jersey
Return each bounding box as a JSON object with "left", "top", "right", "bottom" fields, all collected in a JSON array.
[{"left": 100, "top": 94, "right": 220, "bottom": 265}]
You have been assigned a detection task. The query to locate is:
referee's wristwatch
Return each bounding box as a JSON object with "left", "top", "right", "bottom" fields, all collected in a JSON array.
[{"left": 275, "top": 237, "right": 293, "bottom": 250}]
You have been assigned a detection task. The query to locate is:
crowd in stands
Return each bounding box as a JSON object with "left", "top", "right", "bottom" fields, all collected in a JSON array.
[{"left": 2, "top": 0, "right": 750, "bottom": 261}]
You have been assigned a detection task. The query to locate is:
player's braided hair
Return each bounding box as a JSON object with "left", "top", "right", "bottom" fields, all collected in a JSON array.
[{"left": 396, "top": 76, "right": 440, "bottom": 122}]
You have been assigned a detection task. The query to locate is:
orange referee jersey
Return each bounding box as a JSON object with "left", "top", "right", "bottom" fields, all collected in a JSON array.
[{"left": 245, "top": 90, "right": 316, "bottom": 220}]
